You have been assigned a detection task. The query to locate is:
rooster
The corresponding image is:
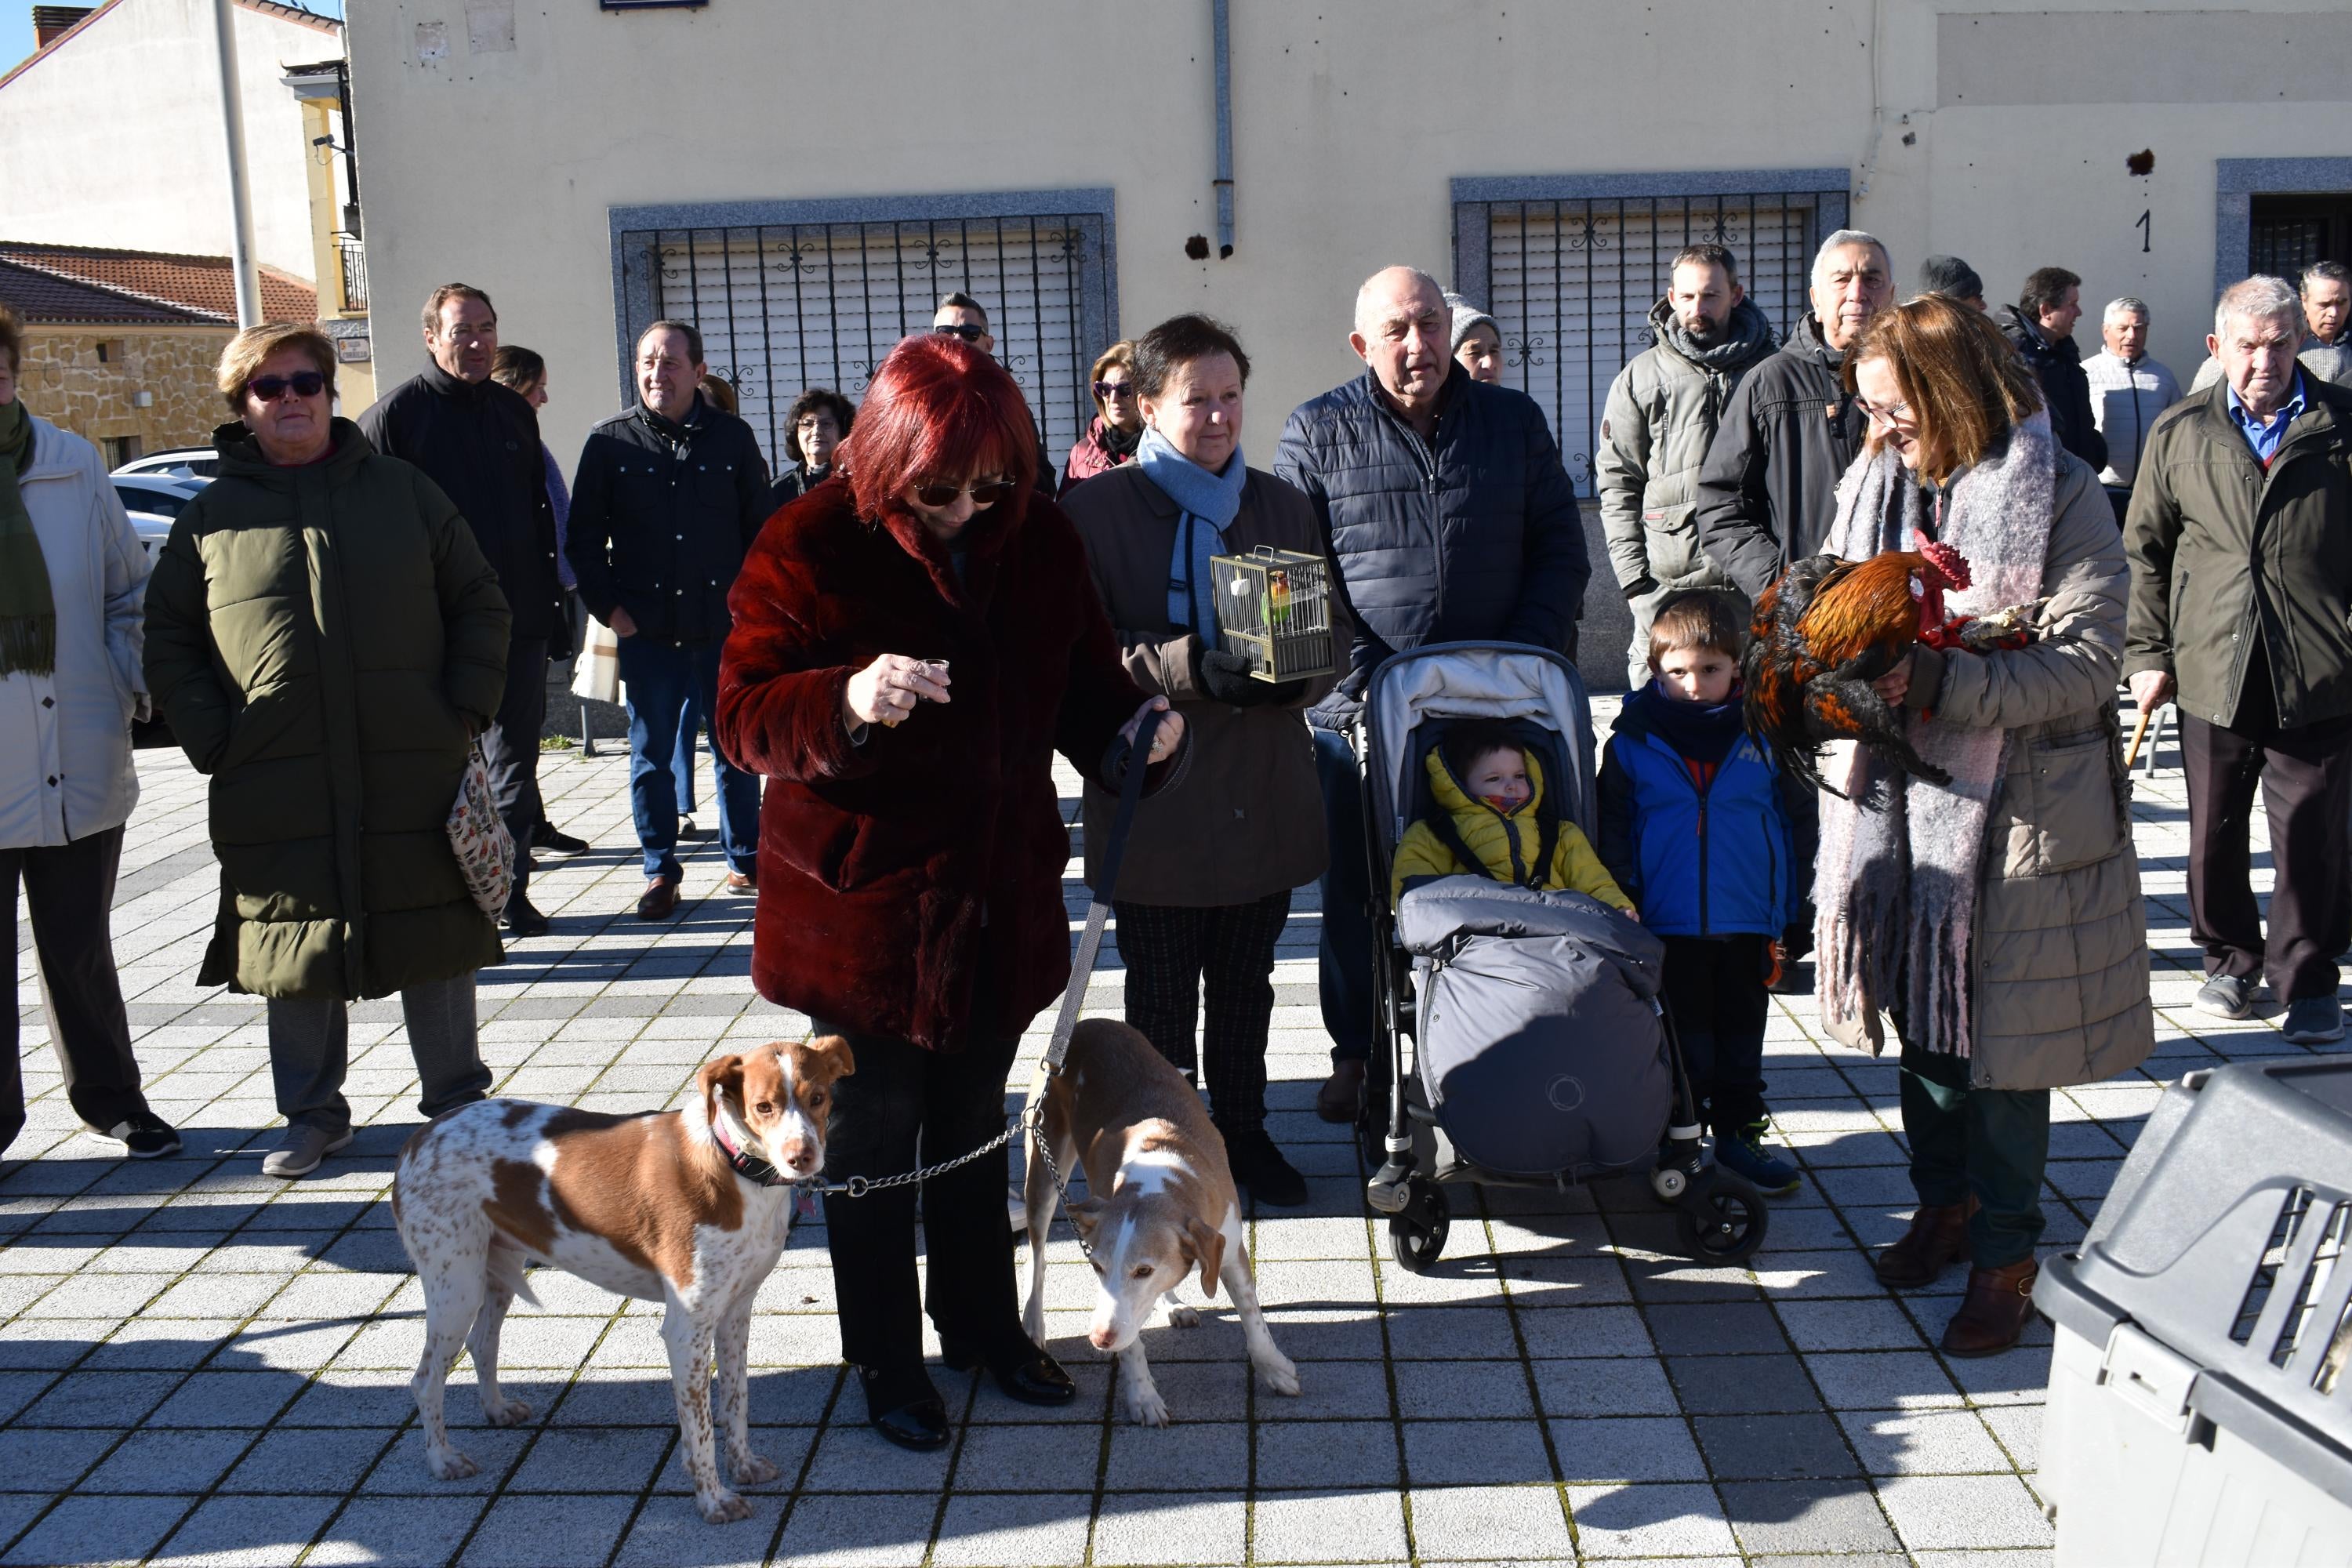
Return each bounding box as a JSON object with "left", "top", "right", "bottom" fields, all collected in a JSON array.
[{"left": 1744, "top": 532, "right": 2022, "bottom": 797}]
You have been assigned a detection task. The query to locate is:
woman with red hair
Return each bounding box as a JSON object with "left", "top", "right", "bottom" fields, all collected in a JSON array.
[{"left": 717, "top": 334, "right": 1184, "bottom": 1450}]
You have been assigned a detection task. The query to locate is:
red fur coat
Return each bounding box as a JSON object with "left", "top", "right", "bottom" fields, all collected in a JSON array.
[{"left": 716, "top": 481, "right": 1170, "bottom": 1048}]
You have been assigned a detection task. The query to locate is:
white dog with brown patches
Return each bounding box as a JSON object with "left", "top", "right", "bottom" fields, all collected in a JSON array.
[
  {"left": 392, "top": 1038, "right": 852, "bottom": 1524},
  {"left": 1022, "top": 1018, "right": 1298, "bottom": 1425}
]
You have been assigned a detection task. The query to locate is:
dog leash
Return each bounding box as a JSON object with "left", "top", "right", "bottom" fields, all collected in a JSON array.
[{"left": 799, "top": 710, "right": 1165, "bottom": 1214}]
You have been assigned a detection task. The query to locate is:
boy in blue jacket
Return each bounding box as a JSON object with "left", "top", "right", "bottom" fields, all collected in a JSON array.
[{"left": 1598, "top": 592, "right": 1802, "bottom": 1196}]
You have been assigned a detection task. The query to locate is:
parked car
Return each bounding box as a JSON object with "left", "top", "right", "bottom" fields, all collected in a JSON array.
[
  {"left": 111, "top": 475, "right": 207, "bottom": 556},
  {"left": 113, "top": 447, "right": 218, "bottom": 481}
]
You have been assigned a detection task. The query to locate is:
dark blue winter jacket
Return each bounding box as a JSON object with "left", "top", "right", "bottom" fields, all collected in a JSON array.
[
  {"left": 1275, "top": 363, "right": 1588, "bottom": 720},
  {"left": 1596, "top": 685, "right": 1797, "bottom": 938}
]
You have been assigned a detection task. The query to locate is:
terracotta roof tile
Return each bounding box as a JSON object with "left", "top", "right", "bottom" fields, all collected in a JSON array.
[
  {"left": 0, "top": 242, "right": 315, "bottom": 325},
  {"left": 0, "top": 257, "right": 213, "bottom": 325}
]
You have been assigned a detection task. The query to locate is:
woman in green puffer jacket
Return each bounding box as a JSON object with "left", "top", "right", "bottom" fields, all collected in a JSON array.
[{"left": 144, "top": 324, "right": 514, "bottom": 1180}]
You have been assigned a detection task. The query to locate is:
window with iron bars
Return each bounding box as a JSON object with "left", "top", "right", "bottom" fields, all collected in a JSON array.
[
  {"left": 1452, "top": 172, "right": 1850, "bottom": 499},
  {"left": 609, "top": 191, "right": 1119, "bottom": 479}
]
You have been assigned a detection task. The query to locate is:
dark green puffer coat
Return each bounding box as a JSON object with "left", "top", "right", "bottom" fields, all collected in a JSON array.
[{"left": 143, "top": 419, "right": 513, "bottom": 999}]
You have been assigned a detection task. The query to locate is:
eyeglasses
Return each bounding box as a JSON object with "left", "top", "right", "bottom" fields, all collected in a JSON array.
[
  {"left": 1853, "top": 394, "right": 1914, "bottom": 429},
  {"left": 249, "top": 371, "right": 327, "bottom": 402},
  {"left": 1093, "top": 381, "right": 1136, "bottom": 400},
  {"left": 932, "top": 323, "right": 987, "bottom": 343},
  {"left": 913, "top": 477, "right": 1014, "bottom": 509}
]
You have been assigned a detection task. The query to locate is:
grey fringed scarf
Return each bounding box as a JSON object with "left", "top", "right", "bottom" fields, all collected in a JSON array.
[{"left": 1813, "top": 411, "right": 2058, "bottom": 1057}]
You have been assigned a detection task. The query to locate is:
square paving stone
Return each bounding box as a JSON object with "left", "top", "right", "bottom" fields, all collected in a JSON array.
[
  {"left": 16, "top": 1369, "right": 180, "bottom": 1427},
  {"left": 506, "top": 1425, "right": 670, "bottom": 1493},
  {"left": 1384, "top": 1304, "right": 1521, "bottom": 1359},
  {"left": 1513, "top": 1305, "right": 1652, "bottom": 1359},
  {"left": 151, "top": 1493, "right": 339, "bottom": 1567},
  {"left": 1547, "top": 1417, "right": 1708, "bottom": 1483},
  {"left": 1663, "top": 1352, "right": 1822, "bottom": 1414},
  {"left": 930, "top": 1492, "right": 1091, "bottom": 1568},
  {"left": 611, "top": 1494, "right": 777, "bottom": 1568},
  {"left": 1530, "top": 1354, "right": 1677, "bottom": 1417},
  {"left": 1875, "top": 1473, "right": 2056, "bottom": 1550},
  {"left": 218, "top": 1426, "right": 397, "bottom": 1494},
  {"left": 1104, "top": 1419, "right": 1247, "bottom": 1491},
  {"left": 1719, "top": 1477, "right": 1903, "bottom": 1555},
  {"left": 146, "top": 1371, "right": 300, "bottom": 1428},
  {"left": 1408, "top": 1483, "right": 1573, "bottom": 1560},
  {"left": 1254, "top": 1419, "right": 1399, "bottom": 1490},
  {"left": 459, "top": 1493, "right": 641, "bottom": 1566},
  {"left": 1392, "top": 1359, "right": 1534, "bottom": 1419},
  {"left": 1838, "top": 1409, "right": 2012, "bottom": 1475},
  {"left": 771, "top": 1491, "right": 936, "bottom": 1568},
  {"left": 1089, "top": 1490, "right": 1245, "bottom": 1566},
  {"left": 1777, "top": 1297, "right": 1932, "bottom": 1352},
  {"left": 799, "top": 1422, "right": 955, "bottom": 1493},
  {"left": 1399, "top": 1417, "right": 1553, "bottom": 1488},
  {"left": 1691, "top": 1411, "right": 1860, "bottom": 1479},
  {"left": 4, "top": 1494, "right": 192, "bottom": 1567},
  {"left": 79, "top": 1427, "right": 254, "bottom": 1494},
  {"left": 1250, "top": 1486, "right": 1408, "bottom": 1563},
  {"left": 948, "top": 1421, "right": 1096, "bottom": 1490},
  {"left": 0, "top": 1428, "right": 114, "bottom": 1491},
  {"left": 1563, "top": 1482, "right": 1739, "bottom": 1557},
  {"left": 1642, "top": 1301, "right": 1789, "bottom": 1356},
  {"left": 1802, "top": 1350, "right": 1963, "bottom": 1411},
  {"left": 1254, "top": 1356, "right": 1392, "bottom": 1421}
]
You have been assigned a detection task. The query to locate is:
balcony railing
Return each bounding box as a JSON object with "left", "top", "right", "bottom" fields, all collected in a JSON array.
[{"left": 336, "top": 236, "right": 367, "bottom": 314}]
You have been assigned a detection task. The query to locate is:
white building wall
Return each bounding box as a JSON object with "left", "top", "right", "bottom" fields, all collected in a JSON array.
[{"left": 0, "top": 0, "right": 336, "bottom": 278}]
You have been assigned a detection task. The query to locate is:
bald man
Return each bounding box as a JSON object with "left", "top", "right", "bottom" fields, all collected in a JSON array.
[{"left": 1276, "top": 264, "right": 1588, "bottom": 1122}]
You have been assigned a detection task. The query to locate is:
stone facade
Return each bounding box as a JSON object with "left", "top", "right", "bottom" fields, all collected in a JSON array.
[{"left": 18, "top": 326, "right": 230, "bottom": 457}]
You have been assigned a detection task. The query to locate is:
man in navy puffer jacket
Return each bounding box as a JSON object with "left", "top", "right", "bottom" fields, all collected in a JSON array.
[{"left": 1276, "top": 265, "right": 1589, "bottom": 1121}]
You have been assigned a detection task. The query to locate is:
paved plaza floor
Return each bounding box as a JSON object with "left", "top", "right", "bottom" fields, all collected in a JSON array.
[{"left": 1, "top": 699, "right": 2331, "bottom": 1566}]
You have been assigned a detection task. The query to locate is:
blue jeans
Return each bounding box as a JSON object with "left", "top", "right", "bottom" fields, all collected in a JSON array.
[
  {"left": 673, "top": 691, "right": 700, "bottom": 814},
  {"left": 617, "top": 637, "right": 760, "bottom": 880},
  {"left": 1313, "top": 725, "right": 1375, "bottom": 1064}
]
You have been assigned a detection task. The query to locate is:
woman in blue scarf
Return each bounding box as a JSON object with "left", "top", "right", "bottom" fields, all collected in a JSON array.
[{"left": 1060, "top": 316, "right": 1348, "bottom": 1207}]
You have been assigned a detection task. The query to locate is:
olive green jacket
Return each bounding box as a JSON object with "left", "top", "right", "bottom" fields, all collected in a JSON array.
[
  {"left": 143, "top": 420, "right": 512, "bottom": 999},
  {"left": 2123, "top": 377, "right": 2352, "bottom": 729}
]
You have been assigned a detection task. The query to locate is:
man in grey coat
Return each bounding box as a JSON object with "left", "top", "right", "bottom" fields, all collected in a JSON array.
[{"left": 1596, "top": 242, "right": 1777, "bottom": 688}]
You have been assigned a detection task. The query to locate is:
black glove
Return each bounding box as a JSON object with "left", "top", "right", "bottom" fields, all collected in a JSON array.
[
  {"left": 1196, "top": 645, "right": 1279, "bottom": 706},
  {"left": 1622, "top": 575, "right": 1659, "bottom": 601}
]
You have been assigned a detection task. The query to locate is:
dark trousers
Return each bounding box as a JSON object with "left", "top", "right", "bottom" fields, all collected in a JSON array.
[
  {"left": 1659, "top": 934, "right": 1770, "bottom": 1136},
  {"left": 817, "top": 1021, "right": 1024, "bottom": 1372},
  {"left": 616, "top": 637, "right": 759, "bottom": 880},
  {"left": 2181, "top": 690, "right": 2352, "bottom": 1003},
  {"left": 1114, "top": 890, "right": 1290, "bottom": 1133},
  {"left": 1899, "top": 1041, "right": 2049, "bottom": 1270},
  {"left": 1313, "top": 725, "right": 1375, "bottom": 1065},
  {"left": 1, "top": 826, "right": 147, "bottom": 1152},
  {"left": 673, "top": 691, "right": 702, "bottom": 815},
  {"left": 479, "top": 635, "right": 547, "bottom": 909}
]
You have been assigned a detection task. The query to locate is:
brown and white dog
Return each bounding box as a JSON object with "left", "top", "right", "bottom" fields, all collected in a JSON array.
[
  {"left": 391, "top": 1038, "right": 852, "bottom": 1524},
  {"left": 1022, "top": 1018, "right": 1298, "bottom": 1425}
]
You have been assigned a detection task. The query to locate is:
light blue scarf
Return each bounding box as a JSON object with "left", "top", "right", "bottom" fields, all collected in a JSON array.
[{"left": 1138, "top": 425, "right": 1247, "bottom": 635}]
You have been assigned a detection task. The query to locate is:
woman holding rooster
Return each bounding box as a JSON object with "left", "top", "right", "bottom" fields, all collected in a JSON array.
[{"left": 1804, "top": 292, "right": 2152, "bottom": 1356}]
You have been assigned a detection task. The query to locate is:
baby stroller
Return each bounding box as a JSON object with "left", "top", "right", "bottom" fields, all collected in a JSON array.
[{"left": 1354, "top": 641, "right": 1768, "bottom": 1271}]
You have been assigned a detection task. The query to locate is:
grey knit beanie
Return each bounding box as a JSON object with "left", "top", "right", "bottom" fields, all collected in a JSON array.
[{"left": 1444, "top": 291, "right": 1499, "bottom": 352}]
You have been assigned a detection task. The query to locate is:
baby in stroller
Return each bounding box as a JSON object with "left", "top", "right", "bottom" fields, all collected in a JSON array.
[{"left": 1390, "top": 720, "right": 1638, "bottom": 916}]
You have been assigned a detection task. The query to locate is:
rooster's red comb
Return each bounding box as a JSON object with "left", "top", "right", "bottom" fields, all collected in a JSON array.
[{"left": 1913, "top": 533, "right": 1971, "bottom": 590}]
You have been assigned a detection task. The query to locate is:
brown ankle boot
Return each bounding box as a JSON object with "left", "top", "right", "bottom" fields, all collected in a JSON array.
[
  {"left": 1941, "top": 1257, "right": 2041, "bottom": 1357},
  {"left": 1873, "top": 1196, "right": 1976, "bottom": 1288}
]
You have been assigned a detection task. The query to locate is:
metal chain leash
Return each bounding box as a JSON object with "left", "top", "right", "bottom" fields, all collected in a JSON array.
[{"left": 802, "top": 1111, "right": 1025, "bottom": 1199}]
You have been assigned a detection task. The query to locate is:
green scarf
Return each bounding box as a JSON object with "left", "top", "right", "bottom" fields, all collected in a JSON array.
[{"left": 0, "top": 400, "right": 53, "bottom": 677}]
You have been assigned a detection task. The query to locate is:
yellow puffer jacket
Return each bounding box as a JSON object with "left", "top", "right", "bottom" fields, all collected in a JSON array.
[{"left": 1391, "top": 744, "right": 1635, "bottom": 912}]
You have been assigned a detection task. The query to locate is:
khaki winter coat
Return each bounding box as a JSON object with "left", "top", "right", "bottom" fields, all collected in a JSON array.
[
  {"left": 143, "top": 421, "right": 513, "bottom": 1000},
  {"left": 2122, "top": 377, "right": 2352, "bottom": 730},
  {"left": 1063, "top": 462, "right": 1339, "bottom": 906},
  {"left": 1824, "top": 457, "right": 2155, "bottom": 1091}
]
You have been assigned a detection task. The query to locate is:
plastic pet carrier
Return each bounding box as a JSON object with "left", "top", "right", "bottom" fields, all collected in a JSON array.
[
  {"left": 1211, "top": 546, "right": 1334, "bottom": 682},
  {"left": 2035, "top": 1056, "right": 2352, "bottom": 1568}
]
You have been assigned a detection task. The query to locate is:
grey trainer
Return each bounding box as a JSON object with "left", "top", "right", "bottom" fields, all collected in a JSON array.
[
  {"left": 262, "top": 1123, "right": 355, "bottom": 1178},
  {"left": 2281, "top": 996, "right": 2347, "bottom": 1044},
  {"left": 2194, "top": 975, "right": 2256, "bottom": 1020}
]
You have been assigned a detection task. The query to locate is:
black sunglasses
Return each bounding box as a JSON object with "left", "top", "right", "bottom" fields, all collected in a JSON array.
[
  {"left": 932, "top": 323, "right": 987, "bottom": 343},
  {"left": 249, "top": 371, "right": 327, "bottom": 402},
  {"left": 914, "top": 478, "right": 1014, "bottom": 509},
  {"left": 1093, "top": 381, "right": 1136, "bottom": 400}
]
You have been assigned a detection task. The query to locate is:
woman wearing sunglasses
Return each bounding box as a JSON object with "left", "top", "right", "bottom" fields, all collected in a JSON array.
[
  {"left": 1061, "top": 340, "right": 1144, "bottom": 490},
  {"left": 144, "top": 324, "right": 512, "bottom": 1180},
  {"left": 717, "top": 332, "right": 1185, "bottom": 1451}
]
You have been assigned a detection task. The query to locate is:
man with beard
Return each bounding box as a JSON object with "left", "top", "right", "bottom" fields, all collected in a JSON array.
[
  {"left": 1597, "top": 244, "right": 1778, "bottom": 689},
  {"left": 1693, "top": 230, "right": 1894, "bottom": 600},
  {"left": 1998, "top": 267, "right": 2107, "bottom": 470}
]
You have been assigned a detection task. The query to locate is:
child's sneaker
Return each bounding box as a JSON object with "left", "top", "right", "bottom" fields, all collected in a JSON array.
[{"left": 1715, "top": 1126, "right": 1801, "bottom": 1196}]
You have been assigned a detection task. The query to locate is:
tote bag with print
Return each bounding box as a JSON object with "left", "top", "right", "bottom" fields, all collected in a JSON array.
[{"left": 445, "top": 742, "right": 516, "bottom": 916}]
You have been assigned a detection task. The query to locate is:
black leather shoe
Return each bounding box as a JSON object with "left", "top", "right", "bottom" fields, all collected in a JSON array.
[
  {"left": 530, "top": 822, "right": 590, "bottom": 856},
  {"left": 940, "top": 1333, "right": 1076, "bottom": 1406},
  {"left": 499, "top": 898, "right": 551, "bottom": 938},
  {"left": 855, "top": 1364, "right": 949, "bottom": 1451},
  {"left": 1225, "top": 1126, "right": 1310, "bottom": 1207}
]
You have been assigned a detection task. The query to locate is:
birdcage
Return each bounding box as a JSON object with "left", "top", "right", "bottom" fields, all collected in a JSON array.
[{"left": 1210, "top": 546, "right": 1335, "bottom": 683}]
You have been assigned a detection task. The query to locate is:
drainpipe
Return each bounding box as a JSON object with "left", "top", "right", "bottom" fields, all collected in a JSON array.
[
  {"left": 210, "top": 0, "right": 263, "bottom": 326},
  {"left": 1212, "top": 0, "right": 1233, "bottom": 257}
]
